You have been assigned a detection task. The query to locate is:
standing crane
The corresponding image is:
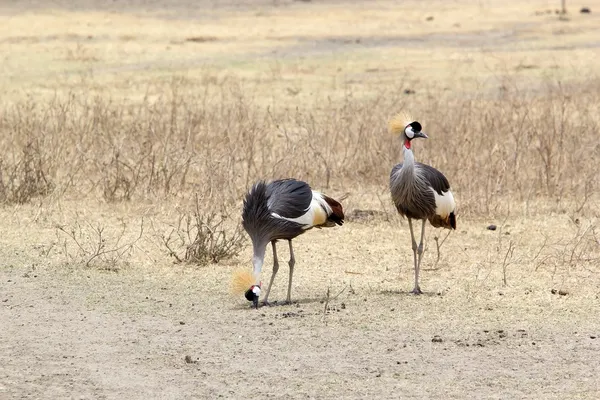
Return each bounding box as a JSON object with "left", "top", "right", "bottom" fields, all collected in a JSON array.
[
  {"left": 239, "top": 178, "right": 344, "bottom": 308},
  {"left": 389, "top": 113, "right": 456, "bottom": 294}
]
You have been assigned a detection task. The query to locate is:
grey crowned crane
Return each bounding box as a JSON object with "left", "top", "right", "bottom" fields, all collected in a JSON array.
[
  {"left": 240, "top": 178, "right": 344, "bottom": 308},
  {"left": 389, "top": 113, "right": 456, "bottom": 294}
]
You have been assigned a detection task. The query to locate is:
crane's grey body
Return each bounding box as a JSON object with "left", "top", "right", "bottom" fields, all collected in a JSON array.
[
  {"left": 242, "top": 178, "right": 344, "bottom": 305},
  {"left": 389, "top": 119, "right": 456, "bottom": 294},
  {"left": 390, "top": 160, "right": 453, "bottom": 228}
]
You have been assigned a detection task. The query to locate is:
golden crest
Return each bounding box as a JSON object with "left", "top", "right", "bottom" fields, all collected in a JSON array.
[
  {"left": 230, "top": 268, "right": 258, "bottom": 295},
  {"left": 388, "top": 111, "right": 414, "bottom": 135}
]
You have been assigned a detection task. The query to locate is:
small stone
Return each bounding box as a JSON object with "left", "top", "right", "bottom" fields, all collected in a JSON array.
[
  {"left": 432, "top": 335, "right": 443, "bottom": 343},
  {"left": 179, "top": 321, "right": 185, "bottom": 325},
  {"left": 590, "top": 336, "right": 597, "bottom": 339},
  {"left": 341, "top": 303, "right": 346, "bottom": 309},
  {"left": 558, "top": 289, "right": 569, "bottom": 296},
  {"left": 580, "top": 7, "right": 591, "bottom": 14},
  {"left": 487, "top": 224, "right": 497, "bottom": 231},
  {"left": 551, "top": 289, "right": 558, "bottom": 294},
  {"left": 426, "top": 16, "right": 434, "bottom": 21},
  {"left": 184, "top": 355, "right": 196, "bottom": 364}
]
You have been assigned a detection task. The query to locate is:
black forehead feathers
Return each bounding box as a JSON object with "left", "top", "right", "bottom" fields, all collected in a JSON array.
[{"left": 409, "top": 121, "right": 422, "bottom": 132}]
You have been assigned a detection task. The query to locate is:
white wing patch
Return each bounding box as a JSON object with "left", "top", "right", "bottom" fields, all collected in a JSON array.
[
  {"left": 271, "top": 191, "right": 331, "bottom": 229},
  {"left": 430, "top": 187, "right": 455, "bottom": 218}
]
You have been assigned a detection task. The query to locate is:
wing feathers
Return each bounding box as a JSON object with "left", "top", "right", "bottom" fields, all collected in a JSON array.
[
  {"left": 417, "top": 163, "right": 450, "bottom": 195},
  {"left": 269, "top": 185, "right": 345, "bottom": 229},
  {"left": 266, "top": 179, "right": 312, "bottom": 219}
]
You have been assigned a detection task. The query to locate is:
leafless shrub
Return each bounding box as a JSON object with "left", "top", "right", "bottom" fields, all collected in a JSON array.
[
  {"left": 533, "top": 220, "right": 600, "bottom": 277},
  {"left": 501, "top": 240, "right": 516, "bottom": 287},
  {"left": 0, "top": 141, "right": 54, "bottom": 204},
  {"left": 431, "top": 231, "right": 452, "bottom": 270},
  {"left": 160, "top": 195, "right": 246, "bottom": 265},
  {"left": 56, "top": 219, "right": 144, "bottom": 271},
  {"left": 100, "top": 151, "right": 136, "bottom": 202},
  {"left": 322, "top": 284, "right": 348, "bottom": 324}
]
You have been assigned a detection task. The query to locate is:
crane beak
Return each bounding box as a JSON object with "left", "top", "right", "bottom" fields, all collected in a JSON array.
[{"left": 415, "top": 131, "right": 428, "bottom": 139}]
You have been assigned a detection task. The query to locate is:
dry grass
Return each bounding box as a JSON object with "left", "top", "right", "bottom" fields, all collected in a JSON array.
[{"left": 0, "top": 75, "right": 598, "bottom": 217}]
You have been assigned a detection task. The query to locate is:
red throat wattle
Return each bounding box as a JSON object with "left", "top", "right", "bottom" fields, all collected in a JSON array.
[{"left": 404, "top": 139, "right": 411, "bottom": 150}]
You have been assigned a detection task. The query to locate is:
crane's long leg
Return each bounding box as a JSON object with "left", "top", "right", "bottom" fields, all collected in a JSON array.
[
  {"left": 414, "top": 219, "right": 427, "bottom": 295},
  {"left": 286, "top": 239, "right": 296, "bottom": 304},
  {"left": 407, "top": 218, "right": 421, "bottom": 295},
  {"left": 261, "top": 240, "right": 279, "bottom": 306}
]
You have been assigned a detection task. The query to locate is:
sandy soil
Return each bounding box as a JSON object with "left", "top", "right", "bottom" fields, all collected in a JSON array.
[
  {"left": 1, "top": 0, "right": 599, "bottom": 102},
  {"left": 2, "top": 0, "right": 600, "bottom": 399},
  {"left": 2, "top": 200, "right": 599, "bottom": 399}
]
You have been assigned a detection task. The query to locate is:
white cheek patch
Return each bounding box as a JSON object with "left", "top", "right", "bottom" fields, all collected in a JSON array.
[
  {"left": 405, "top": 127, "right": 415, "bottom": 138},
  {"left": 252, "top": 286, "right": 261, "bottom": 296}
]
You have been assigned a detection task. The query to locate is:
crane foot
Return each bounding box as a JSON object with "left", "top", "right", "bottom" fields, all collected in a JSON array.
[{"left": 411, "top": 287, "right": 423, "bottom": 295}]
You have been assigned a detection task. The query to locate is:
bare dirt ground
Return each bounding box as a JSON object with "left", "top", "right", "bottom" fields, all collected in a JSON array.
[
  {"left": 2, "top": 1, "right": 600, "bottom": 399},
  {"left": 2, "top": 202, "right": 600, "bottom": 399}
]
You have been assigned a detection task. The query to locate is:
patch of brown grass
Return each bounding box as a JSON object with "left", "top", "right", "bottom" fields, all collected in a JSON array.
[{"left": 0, "top": 75, "right": 598, "bottom": 219}]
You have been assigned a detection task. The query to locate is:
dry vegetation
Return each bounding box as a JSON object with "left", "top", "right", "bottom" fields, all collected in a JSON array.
[
  {"left": 2, "top": 1, "right": 600, "bottom": 398},
  {"left": 2, "top": 75, "right": 598, "bottom": 211}
]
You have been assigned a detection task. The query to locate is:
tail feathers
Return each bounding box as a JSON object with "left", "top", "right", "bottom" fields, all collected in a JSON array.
[
  {"left": 323, "top": 195, "right": 344, "bottom": 226},
  {"left": 428, "top": 211, "right": 456, "bottom": 230},
  {"left": 449, "top": 212, "right": 456, "bottom": 230}
]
